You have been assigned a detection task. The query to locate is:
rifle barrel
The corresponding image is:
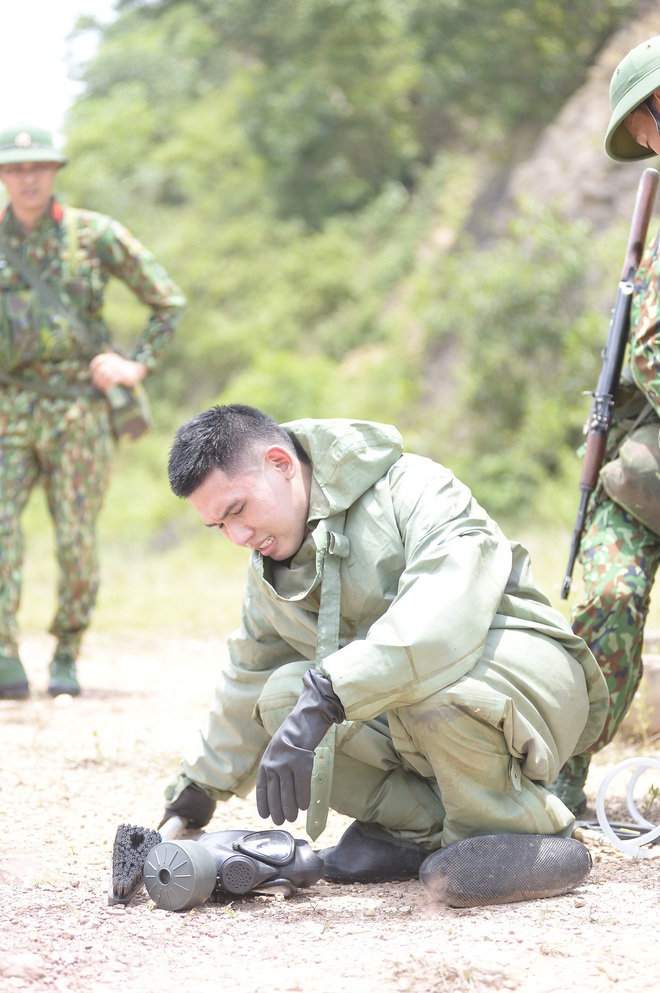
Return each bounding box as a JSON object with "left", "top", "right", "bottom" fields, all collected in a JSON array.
[{"left": 560, "top": 166, "right": 659, "bottom": 599}]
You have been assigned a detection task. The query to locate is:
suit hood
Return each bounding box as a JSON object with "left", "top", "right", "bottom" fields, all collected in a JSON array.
[{"left": 282, "top": 418, "right": 404, "bottom": 519}]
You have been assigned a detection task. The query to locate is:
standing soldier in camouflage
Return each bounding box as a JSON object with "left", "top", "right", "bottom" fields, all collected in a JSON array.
[
  {"left": 549, "top": 37, "right": 660, "bottom": 814},
  {"left": 0, "top": 123, "right": 185, "bottom": 700}
]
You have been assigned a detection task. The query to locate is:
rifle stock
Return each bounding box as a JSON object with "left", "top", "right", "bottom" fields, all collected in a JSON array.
[{"left": 561, "top": 166, "right": 659, "bottom": 600}]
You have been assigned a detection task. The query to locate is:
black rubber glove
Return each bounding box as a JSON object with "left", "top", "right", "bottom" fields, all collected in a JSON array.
[
  {"left": 158, "top": 782, "right": 216, "bottom": 829},
  {"left": 256, "top": 669, "right": 345, "bottom": 825}
]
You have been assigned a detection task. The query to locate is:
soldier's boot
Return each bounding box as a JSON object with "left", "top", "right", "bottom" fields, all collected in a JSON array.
[
  {"left": 48, "top": 653, "right": 81, "bottom": 697},
  {"left": 547, "top": 754, "right": 591, "bottom": 816},
  {"left": 319, "top": 820, "right": 428, "bottom": 883},
  {"left": 0, "top": 655, "right": 30, "bottom": 699},
  {"left": 419, "top": 834, "right": 593, "bottom": 908}
]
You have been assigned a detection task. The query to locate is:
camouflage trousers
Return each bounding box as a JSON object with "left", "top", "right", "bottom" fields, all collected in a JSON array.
[
  {"left": 564, "top": 493, "right": 660, "bottom": 783},
  {"left": 0, "top": 385, "right": 113, "bottom": 661}
]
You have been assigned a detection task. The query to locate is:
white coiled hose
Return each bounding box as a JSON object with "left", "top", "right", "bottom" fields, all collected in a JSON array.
[{"left": 595, "top": 756, "right": 660, "bottom": 857}]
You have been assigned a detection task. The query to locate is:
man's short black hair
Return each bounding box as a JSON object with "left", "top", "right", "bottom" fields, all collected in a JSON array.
[{"left": 168, "top": 403, "right": 300, "bottom": 498}]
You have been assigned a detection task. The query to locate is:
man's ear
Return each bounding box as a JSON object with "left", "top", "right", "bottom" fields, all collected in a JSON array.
[{"left": 264, "top": 445, "right": 296, "bottom": 477}]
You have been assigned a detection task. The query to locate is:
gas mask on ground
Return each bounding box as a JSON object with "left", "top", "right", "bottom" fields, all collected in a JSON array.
[{"left": 143, "top": 829, "right": 324, "bottom": 911}]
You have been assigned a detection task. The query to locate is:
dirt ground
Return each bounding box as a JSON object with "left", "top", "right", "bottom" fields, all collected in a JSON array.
[{"left": 2, "top": 631, "right": 659, "bottom": 993}]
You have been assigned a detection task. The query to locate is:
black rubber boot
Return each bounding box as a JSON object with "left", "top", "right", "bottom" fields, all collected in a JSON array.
[
  {"left": 319, "top": 820, "right": 428, "bottom": 883},
  {"left": 419, "top": 834, "right": 593, "bottom": 908}
]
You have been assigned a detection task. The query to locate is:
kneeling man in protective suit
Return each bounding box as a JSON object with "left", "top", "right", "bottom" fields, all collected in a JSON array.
[{"left": 160, "top": 403, "right": 607, "bottom": 884}]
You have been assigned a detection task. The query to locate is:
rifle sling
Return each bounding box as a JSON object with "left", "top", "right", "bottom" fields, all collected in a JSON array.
[
  {"left": 0, "top": 222, "right": 103, "bottom": 399},
  {"left": 0, "top": 226, "right": 95, "bottom": 350}
]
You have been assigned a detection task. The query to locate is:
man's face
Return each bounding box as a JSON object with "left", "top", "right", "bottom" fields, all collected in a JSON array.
[
  {"left": 189, "top": 445, "right": 311, "bottom": 561},
  {"left": 0, "top": 161, "right": 59, "bottom": 218},
  {"left": 624, "top": 91, "right": 660, "bottom": 156}
]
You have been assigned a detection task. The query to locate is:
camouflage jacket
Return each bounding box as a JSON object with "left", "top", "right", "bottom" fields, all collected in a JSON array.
[
  {"left": 630, "top": 233, "right": 660, "bottom": 396},
  {"left": 0, "top": 197, "right": 185, "bottom": 382}
]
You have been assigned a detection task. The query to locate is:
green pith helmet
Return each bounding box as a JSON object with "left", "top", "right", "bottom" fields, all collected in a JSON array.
[
  {"left": 0, "top": 123, "right": 68, "bottom": 167},
  {"left": 605, "top": 36, "right": 660, "bottom": 161}
]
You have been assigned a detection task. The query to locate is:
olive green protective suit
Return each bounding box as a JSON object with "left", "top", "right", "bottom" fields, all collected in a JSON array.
[{"left": 172, "top": 419, "right": 608, "bottom": 848}]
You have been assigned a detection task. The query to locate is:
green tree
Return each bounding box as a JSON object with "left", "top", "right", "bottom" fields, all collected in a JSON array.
[{"left": 57, "top": 0, "right": 636, "bottom": 522}]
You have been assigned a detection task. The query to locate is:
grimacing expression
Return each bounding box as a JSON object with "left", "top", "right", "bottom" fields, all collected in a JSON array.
[{"left": 188, "top": 445, "right": 310, "bottom": 561}]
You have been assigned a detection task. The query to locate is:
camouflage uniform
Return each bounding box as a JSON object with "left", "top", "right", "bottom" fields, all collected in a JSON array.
[
  {"left": 553, "top": 231, "right": 660, "bottom": 811},
  {"left": 0, "top": 197, "right": 185, "bottom": 692}
]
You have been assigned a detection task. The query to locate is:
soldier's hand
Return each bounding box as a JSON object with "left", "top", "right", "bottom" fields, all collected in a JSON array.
[
  {"left": 158, "top": 782, "right": 216, "bottom": 829},
  {"left": 90, "top": 351, "right": 148, "bottom": 390}
]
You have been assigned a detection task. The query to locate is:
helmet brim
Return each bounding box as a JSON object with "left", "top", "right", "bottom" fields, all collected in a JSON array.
[
  {"left": 605, "top": 83, "right": 659, "bottom": 162},
  {"left": 605, "top": 38, "right": 660, "bottom": 161},
  {"left": 0, "top": 147, "right": 67, "bottom": 166}
]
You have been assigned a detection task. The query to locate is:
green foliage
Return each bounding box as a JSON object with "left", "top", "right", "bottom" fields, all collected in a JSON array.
[
  {"left": 407, "top": 0, "right": 634, "bottom": 136},
  {"left": 222, "top": 0, "right": 422, "bottom": 221},
  {"left": 218, "top": 343, "right": 417, "bottom": 425},
  {"left": 69, "top": 0, "right": 635, "bottom": 224},
  {"left": 407, "top": 203, "right": 617, "bottom": 518},
  {"left": 51, "top": 0, "right": 641, "bottom": 535}
]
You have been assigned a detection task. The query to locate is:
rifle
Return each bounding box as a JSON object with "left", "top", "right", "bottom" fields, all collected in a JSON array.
[{"left": 561, "top": 166, "right": 659, "bottom": 600}]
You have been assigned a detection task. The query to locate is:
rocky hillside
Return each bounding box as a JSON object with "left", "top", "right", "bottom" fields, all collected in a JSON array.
[{"left": 502, "top": 0, "right": 660, "bottom": 231}]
